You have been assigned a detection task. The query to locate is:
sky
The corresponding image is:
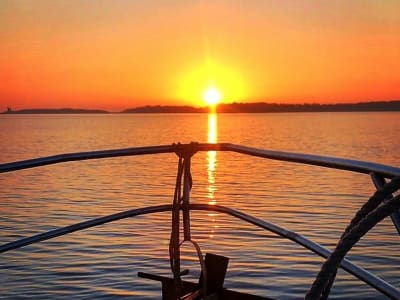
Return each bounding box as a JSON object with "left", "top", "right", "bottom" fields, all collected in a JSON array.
[{"left": 1, "top": 0, "right": 399, "bottom": 111}]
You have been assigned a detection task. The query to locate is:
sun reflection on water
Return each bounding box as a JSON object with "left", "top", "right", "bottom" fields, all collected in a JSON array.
[
  {"left": 207, "top": 113, "right": 217, "bottom": 204},
  {"left": 207, "top": 113, "right": 219, "bottom": 238}
]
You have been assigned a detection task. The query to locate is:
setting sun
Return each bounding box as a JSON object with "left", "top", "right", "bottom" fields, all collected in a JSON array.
[
  {"left": 203, "top": 87, "right": 221, "bottom": 106},
  {"left": 176, "top": 60, "right": 246, "bottom": 107}
]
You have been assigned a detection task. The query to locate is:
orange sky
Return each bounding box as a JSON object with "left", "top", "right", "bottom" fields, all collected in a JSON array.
[{"left": 1, "top": 1, "right": 399, "bottom": 111}]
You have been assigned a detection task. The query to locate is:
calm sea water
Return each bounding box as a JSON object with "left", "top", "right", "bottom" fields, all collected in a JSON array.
[{"left": 1, "top": 112, "right": 400, "bottom": 299}]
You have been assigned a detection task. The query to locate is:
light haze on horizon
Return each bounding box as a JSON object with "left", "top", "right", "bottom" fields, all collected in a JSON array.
[{"left": 1, "top": 0, "right": 399, "bottom": 111}]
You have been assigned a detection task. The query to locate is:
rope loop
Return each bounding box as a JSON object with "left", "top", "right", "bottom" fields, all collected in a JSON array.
[
  {"left": 169, "top": 142, "right": 204, "bottom": 299},
  {"left": 179, "top": 239, "right": 208, "bottom": 299}
]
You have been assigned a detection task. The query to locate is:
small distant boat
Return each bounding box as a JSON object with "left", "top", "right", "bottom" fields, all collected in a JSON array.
[{"left": 1, "top": 143, "right": 400, "bottom": 299}]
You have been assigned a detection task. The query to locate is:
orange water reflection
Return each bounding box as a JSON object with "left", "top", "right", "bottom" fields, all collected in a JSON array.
[
  {"left": 207, "top": 113, "right": 219, "bottom": 238},
  {"left": 207, "top": 113, "right": 217, "bottom": 205}
]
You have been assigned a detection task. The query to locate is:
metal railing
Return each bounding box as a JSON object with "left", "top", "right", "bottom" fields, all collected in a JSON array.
[
  {"left": 1, "top": 143, "right": 400, "bottom": 299},
  {"left": 2, "top": 143, "right": 399, "bottom": 232},
  {"left": 1, "top": 143, "right": 400, "bottom": 178}
]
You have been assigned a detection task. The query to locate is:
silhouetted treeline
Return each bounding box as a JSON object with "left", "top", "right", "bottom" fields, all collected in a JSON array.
[
  {"left": 123, "top": 101, "right": 400, "bottom": 113},
  {"left": 2, "top": 108, "right": 109, "bottom": 114},
  {"left": 122, "top": 105, "right": 207, "bottom": 113},
  {"left": 3, "top": 101, "right": 400, "bottom": 114}
]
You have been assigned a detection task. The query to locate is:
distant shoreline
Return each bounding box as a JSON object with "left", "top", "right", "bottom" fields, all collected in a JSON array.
[
  {"left": 2, "top": 108, "right": 109, "bottom": 114},
  {"left": 2, "top": 100, "right": 400, "bottom": 114}
]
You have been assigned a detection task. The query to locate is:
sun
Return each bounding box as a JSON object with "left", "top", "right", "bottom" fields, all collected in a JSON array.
[{"left": 203, "top": 87, "right": 221, "bottom": 106}]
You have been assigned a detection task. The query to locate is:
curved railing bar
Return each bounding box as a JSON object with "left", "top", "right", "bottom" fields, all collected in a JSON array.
[
  {"left": 0, "top": 145, "right": 175, "bottom": 173},
  {"left": 195, "top": 204, "right": 400, "bottom": 300},
  {"left": 1, "top": 143, "right": 400, "bottom": 178},
  {"left": 1, "top": 204, "right": 398, "bottom": 299},
  {"left": 0, "top": 204, "right": 171, "bottom": 254},
  {"left": 221, "top": 144, "right": 400, "bottom": 179}
]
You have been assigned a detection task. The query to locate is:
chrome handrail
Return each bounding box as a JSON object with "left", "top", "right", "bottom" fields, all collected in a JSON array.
[
  {"left": 1, "top": 204, "right": 399, "bottom": 299},
  {"left": 1, "top": 143, "right": 400, "bottom": 178},
  {"left": 1, "top": 143, "right": 400, "bottom": 298},
  {"left": 2, "top": 143, "right": 399, "bottom": 232}
]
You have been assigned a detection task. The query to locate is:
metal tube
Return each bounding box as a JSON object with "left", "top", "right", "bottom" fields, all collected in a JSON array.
[
  {"left": 0, "top": 205, "right": 172, "bottom": 253},
  {"left": 2, "top": 143, "right": 400, "bottom": 178},
  {"left": 370, "top": 173, "right": 400, "bottom": 235},
  {"left": 191, "top": 204, "right": 400, "bottom": 300},
  {"left": 0, "top": 145, "right": 175, "bottom": 173},
  {"left": 182, "top": 156, "right": 192, "bottom": 241},
  {"left": 222, "top": 143, "right": 400, "bottom": 179},
  {"left": 1, "top": 204, "right": 398, "bottom": 299}
]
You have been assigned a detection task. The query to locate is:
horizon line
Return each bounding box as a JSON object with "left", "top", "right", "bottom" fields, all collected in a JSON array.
[{"left": 2, "top": 100, "right": 400, "bottom": 114}]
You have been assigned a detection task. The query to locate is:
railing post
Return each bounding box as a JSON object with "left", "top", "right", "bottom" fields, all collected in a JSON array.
[
  {"left": 182, "top": 154, "right": 192, "bottom": 241},
  {"left": 370, "top": 172, "right": 400, "bottom": 235},
  {"left": 169, "top": 143, "right": 198, "bottom": 297}
]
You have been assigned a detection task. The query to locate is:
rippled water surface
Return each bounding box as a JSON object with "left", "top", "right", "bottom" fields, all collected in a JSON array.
[{"left": 1, "top": 112, "right": 400, "bottom": 299}]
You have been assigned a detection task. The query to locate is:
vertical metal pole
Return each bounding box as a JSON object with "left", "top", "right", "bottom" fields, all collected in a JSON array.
[
  {"left": 370, "top": 172, "right": 400, "bottom": 235},
  {"left": 170, "top": 156, "right": 184, "bottom": 297},
  {"left": 182, "top": 156, "right": 192, "bottom": 241}
]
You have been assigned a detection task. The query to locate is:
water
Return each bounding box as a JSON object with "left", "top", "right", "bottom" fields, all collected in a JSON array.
[{"left": 0, "top": 112, "right": 400, "bottom": 299}]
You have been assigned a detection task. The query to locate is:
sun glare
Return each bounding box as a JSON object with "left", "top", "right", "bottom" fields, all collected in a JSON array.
[
  {"left": 176, "top": 60, "right": 246, "bottom": 106},
  {"left": 203, "top": 87, "right": 221, "bottom": 106}
]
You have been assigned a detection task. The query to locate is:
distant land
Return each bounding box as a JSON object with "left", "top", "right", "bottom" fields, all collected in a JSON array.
[
  {"left": 2, "top": 108, "right": 109, "bottom": 114},
  {"left": 2, "top": 101, "right": 400, "bottom": 114},
  {"left": 122, "top": 101, "right": 400, "bottom": 113}
]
